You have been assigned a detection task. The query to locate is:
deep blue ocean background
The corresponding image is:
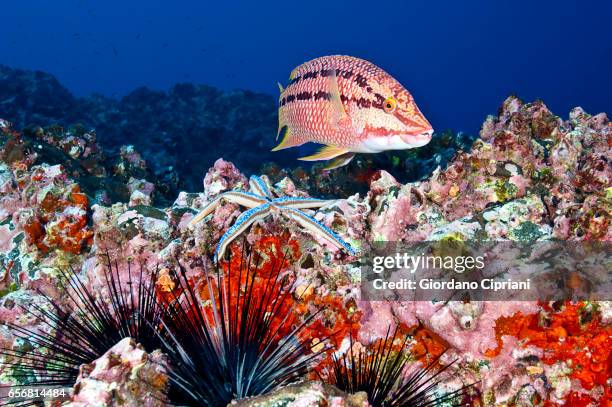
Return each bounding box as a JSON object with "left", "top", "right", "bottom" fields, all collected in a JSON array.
[{"left": 1, "top": 0, "right": 611, "bottom": 196}]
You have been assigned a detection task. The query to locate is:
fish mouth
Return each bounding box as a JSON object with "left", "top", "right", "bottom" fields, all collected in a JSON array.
[
  {"left": 357, "top": 129, "right": 434, "bottom": 153},
  {"left": 400, "top": 129, "right": 433, "bottom": 147}
]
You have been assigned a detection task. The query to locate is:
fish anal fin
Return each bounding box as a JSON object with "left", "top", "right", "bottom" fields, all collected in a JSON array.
[
  {"left": 323, "top": 152, "right": 355, "bottom": 170},
  {"left": 299, "top": 145, "right": 349, "bottom": 161}
]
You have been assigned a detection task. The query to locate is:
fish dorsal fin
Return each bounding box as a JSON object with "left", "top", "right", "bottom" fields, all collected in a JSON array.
[
  {"left": 327, "top": 69, "right": 349, "bottom": 128},
  {"left": 277, "top": 82, "right": 284, "bottom": 93},
  {"left": 298, "top": 145, "right": 349, "bottom": 161}
]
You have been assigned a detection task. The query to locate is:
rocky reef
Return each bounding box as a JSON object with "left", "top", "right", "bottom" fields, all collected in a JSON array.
[
  {"left": 0, "top": 96, "right": 610, "bottom": 406},
  {"left": 0, "top": 64, "right": 286, "bottom": 193}
]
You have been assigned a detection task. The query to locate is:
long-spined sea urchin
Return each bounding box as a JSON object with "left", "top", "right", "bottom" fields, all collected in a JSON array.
[
  {"left": 158, "top": 244, "right": 331, "bottom": 406},
  {"left": 326, "top": 326, "right": 473, "bottom": 407},
  {"left": 0, "top": 255, "right": 166, "bottom": 405}
]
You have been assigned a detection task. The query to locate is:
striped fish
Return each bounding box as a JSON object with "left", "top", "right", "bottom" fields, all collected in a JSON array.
[{"left": 273, "top": 55, "right": 433, "bottom": 169}]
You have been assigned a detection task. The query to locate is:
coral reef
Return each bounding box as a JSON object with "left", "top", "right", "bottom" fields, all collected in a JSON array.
[
  {"left": 0, "top": 95, "right": 610, "bottom": 406},
  {"left": 0, "top": 120, "right": 177, "bottom": 205}
]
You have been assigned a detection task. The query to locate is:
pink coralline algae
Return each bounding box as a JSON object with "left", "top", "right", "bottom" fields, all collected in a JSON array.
[
  {"left": 0, "top": 96, "right": 610, "bottom": 406},
  {"left": 202, "top": 158, "right": 248, "bottom": 197},
  {"left": 67, "top": 338, "right": 170, "bottom": 407}
]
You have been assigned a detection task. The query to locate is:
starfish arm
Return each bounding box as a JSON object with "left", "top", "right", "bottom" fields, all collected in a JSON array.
[
  {"left": 214, "top": 203, "right": 272, "bottom": 262},
  {"left": 249, "top": 175, "right": 274, "bottom": 199},
  {"left": 272, "top": 196, "right": 337, "bottom": 209},
  {"left": 283, "top": 207, "right": 358, "bottom": 256},
  {"left": 189, "top": 191, "right": 268, "bottom": 226},
  {"left": 189, "top": 194, "right": 224, "bottom": 226}
]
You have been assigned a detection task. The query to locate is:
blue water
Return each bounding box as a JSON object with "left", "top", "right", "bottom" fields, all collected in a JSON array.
[{"left": 2, "top": 0, "right": 610, "bottom": 134}]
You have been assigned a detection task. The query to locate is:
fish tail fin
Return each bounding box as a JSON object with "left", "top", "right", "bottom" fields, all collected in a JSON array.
[
  {"left": 272, "top": 125, "right": 300, "bottom": 151},
  {"left": 299, "top": 145, "right": 349, "bottom": 161}
]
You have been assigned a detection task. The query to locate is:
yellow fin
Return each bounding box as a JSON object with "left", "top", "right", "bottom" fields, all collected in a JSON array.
[
  {"left": 272, "top": 125, "right": 298, "bottom": 151},
  {"left": 327, "top": 69, "right": 348, "bottom": 127},
  {"left": 299, "top": 145, "right": 349, "bottom": 161},
  {"left": 323, "top": 152, "right": 355, "bottom": 170},
  {"left": 277, "top": 82, "right": 284, "bottom": 93}
]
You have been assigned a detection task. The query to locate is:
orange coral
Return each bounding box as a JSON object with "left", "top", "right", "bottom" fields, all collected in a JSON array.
[
  {"left": 300, "top": 295, "right": 362, "bottom": 348},
  {"left": 21, "top": 182, "right": 92, "bottom": 254},
  {"left": 554, "top": 390, "right": 611, "bottom": 407},
  {"left": 23, "top": 218, "right": 46, "bottom": 251},
  {"left": 407, "top": 324, "right": 449, "bottom": 363},
  {"left": 205, "top": 236, "right": 363, "bottom": 371},
  {"left": 185, "top": 236, "right": 306, "bottom": 343},
  {"left": 155, "top": 268, "right": 175, "bottom": 293},
  {"left": 489, "top": 302, "right": 611, "bottom": 404},
  {"left": 224, "top": 232, "right": 301, "bottom": 279}
]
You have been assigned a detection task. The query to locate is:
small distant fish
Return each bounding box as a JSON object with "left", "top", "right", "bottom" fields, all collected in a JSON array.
[{"left": 273, "top": 55, "right": 433, "bottom": 169}]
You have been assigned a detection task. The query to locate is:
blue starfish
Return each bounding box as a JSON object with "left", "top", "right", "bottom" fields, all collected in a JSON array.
[{"left": 189, "top": 175, "right": 358, "bottom": 262}]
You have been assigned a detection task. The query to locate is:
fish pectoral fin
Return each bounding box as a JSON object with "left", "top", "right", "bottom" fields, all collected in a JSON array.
[
  {"left": 299, "top": 145, "right": 349, "bottom": 161},
  {"left": 323, "top": 152, "right": 355, "bottom": 170},
  {"left": 272, "top": 125, "right": 299, "bottom": 151},
  {"left": 327, "top": 69, "right": 348, "bottom": 128}
]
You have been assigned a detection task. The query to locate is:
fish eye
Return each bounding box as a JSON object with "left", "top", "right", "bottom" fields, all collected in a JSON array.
[{"left": 383, "top": 97, "right": 397, "bottom": 113}]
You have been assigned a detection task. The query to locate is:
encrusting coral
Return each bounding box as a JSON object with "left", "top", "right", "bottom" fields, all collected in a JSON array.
[
  {"left": 0, "top": 95, "right": 610, "bottom": 406},
  {"left": 67, "top": 338, "right": 171, "bottom": 407}
]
